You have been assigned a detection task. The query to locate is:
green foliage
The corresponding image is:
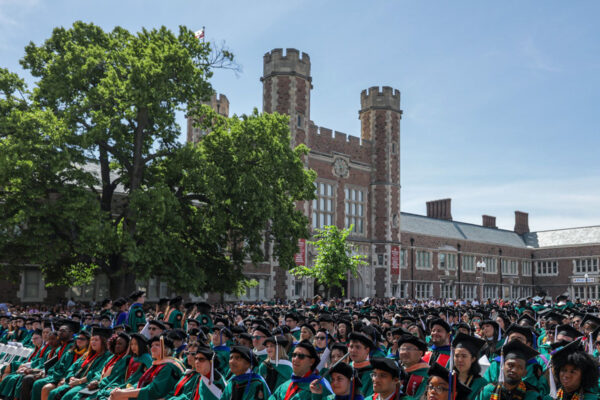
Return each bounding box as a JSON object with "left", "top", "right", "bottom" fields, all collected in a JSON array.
[
  {"left": 290, "top": 225, "right": 368, "bottom": 296},
  {"left": 0, "top": 22, "right": 315, "bottom": 296}
]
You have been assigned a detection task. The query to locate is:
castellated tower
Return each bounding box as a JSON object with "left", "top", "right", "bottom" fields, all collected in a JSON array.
[
  {"left": 359, "top": 87, "right": 402, "bottom": 297},
  {"left": 261, "top": 48, "right": 312, "bottom": 145},
  {"left": 187, "top": 93, "right": 229, "bottom": 144}
]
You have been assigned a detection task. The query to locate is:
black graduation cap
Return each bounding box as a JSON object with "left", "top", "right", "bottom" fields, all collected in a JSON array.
[
  {"left": 252, "top": 325, "right": 271, "bottom": 337},
  {"left": 169, "top": 296, "right": 183, "bottom": 307},
  {"left": 148, "top": 320, "right": 166, "bottom": 330},
  {"left": 329, "top": 361, "right": 355, "bottom": 380},
  {"left": 319, "top": 313, "right": 334, "bottom": 322},
  {"left": 129, "top": 290, "right": 145, "bottom": 301},
  {"left": 197, "top": 301, "right": 211, "bottom": 312},
  {"left": 294, "top": 340, "right": 320, "bottom": 366},
  {"left": 428, "top": 363, "right": 471, "bottom": 398},
  {"left": 505, "top": 324, "right": 535, "bottom": 345},
  {"left": 300, "top": 323, "right": 316, "bottom": 335},
  {"left": 556, "top": 294, "right": 569, "bottom": 303},
  {"left": 397, "top": 334, "right": 428, "bottom": 353},
  {"left": 516, "top": 314, "right": 536, "bottom": 327},
  {"left": 285, "top": 312, "right": 300, "bottom": 322},
  {"left": 214, "top": 326, "right": 233, "bottom": 339},
  {"left": 480, "top": 319, "right": 499, "bottom": 331},
  {"left": 581, "top": 314, "right": 600, "bottom": 328},
  {"left": 130, "top": 333, "right": 149, "bottom": 346},
  {"left": 428, "top": 318, "right": 451, "bottom": 333},
  {"left": 452, "top": 332, "right": 486, "bottom": 357},
  {"left": 264, "top": 335, "right": 290, "bottom": 348},
  {"left": 546, "top": 312, "right": 565, "bottom": 324},
  {"left": 113, "top": 297, "right": 127, "bottom": 307},
  {"left": 348, "top": 331, "right": 375, "bottom": 350},
  {"left": 502, "top": 339, "right": 539, "bottom": 361},
  {"left": 238, "top": 332, "right": 252, "bottom": 342},
  {"left": 91, "top": 326, "right": 113, "bottom": 339},
  {"left": 99, "top": 314, "right": 111, "bottom": 322},
  {"left": 551, "top": 338, "right": 584, "bottom": 366},
  {"left": 149, "top": 334, "right": 175, "bottom": 349},
  {"left": 370, "top": 357, "right": 401, "bottom": 379},
  {"left": 157, "top": 297, "right": 169, "bottom": 306},
  {"left": 556, "top": 324, "right": 582, "bottom": 340},
  {"left": 390, "top": 327, "right": 411, "bottom": 337},
  {"left": 58, "top": 319, "right": 80, "bottom": 334}
]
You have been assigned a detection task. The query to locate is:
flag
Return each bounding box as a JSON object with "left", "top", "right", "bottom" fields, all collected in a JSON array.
[{"left": 194, "top": 28, "right": 205, "bottom": 40}]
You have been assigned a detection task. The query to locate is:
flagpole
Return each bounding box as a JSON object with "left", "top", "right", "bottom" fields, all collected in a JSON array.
[{"left": 202, "top": 26, "right": 205, "bottom": 43}]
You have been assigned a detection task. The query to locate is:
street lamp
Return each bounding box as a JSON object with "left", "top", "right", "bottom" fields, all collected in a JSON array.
[
  {"left": 585, "top": 273, "right": 589, "bottom": 303},
  {"left": 476, "top": 259, "right": 486, "bottom": 302}
]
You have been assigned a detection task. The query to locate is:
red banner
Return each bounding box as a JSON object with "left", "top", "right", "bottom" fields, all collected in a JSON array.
[
  {"left": 295, "top": 239, "right": 306, "bottom": 266},
  {"left": 391, "top": 245, "right": 400, "bottom": 275}
]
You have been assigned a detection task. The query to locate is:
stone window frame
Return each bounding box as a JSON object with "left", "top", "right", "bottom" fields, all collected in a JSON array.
[
  {"left": 462, "top": 254, "right": 476, "bottom": 273},
  {"left": 400, "top": 248, "right": 408, "bottom": 269},
  {"left": 415, "top": 250, "right": 432, "bottom": 270},
  {"left": 312, "top": 180, "right": 336, "bottom": 230},
  {"left": 461, "top": 284, "right": 477, "bottom": 300},
  {"left": 536, "top": 260, "right": 559, "bottom": 276},
  {"left": 441, "top": 283, "right": 455, "bottom": 299},
  {"left": 483, "top": 284, "right": 498, "bottom": 299},
  {"left": 438, "top": 252, "right": 457, "bottom": 271},
  {"left": 501, "top": 259, "right": 518, "bottom": 276},
  {"left": 522, "top": 260, "right": 533, "bottom": 276},
  {"left": 482, "top": 257, "right": 497, "bottom": 274},
  {"left": 344, "top": 184, "right": 367, "bottom": 236},
  {"left": 572, "top": 257, "right": 599, "bottom": 275}
]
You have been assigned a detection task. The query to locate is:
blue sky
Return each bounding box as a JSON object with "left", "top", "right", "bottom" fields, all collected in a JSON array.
[{"left": 2, "top": 0, "right": 599, "bottom": 231}]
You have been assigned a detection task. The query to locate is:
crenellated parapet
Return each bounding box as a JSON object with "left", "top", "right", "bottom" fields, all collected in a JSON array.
[{"left": 307, "top": 123, "right": 371, "bottom": 164}]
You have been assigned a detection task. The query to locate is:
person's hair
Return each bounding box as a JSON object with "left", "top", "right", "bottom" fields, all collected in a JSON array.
[
  {"left": 131, "top": 336, "right": 149, "bottom": 356},
  {"left": 554, "top": 352, "right": 599, "bottom": 392},
  {"left": 107, "top": 333, "right": 130, "bottom": 354}
]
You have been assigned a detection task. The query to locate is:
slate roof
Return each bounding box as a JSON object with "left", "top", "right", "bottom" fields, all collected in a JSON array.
[
  {"left": 401, "top": 213, "right": 528, "bottom": 248},
  {"left": 523, "top": 226, "right": 600, "bottom": 248}
]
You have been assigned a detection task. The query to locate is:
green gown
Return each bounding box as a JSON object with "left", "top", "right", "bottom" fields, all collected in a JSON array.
[
  {"left": 257, "top": 359, "right": 293, "bottom": 393},
  {"left": 169, "top": 370, "right": 200, "bottom": 399},
  {"left": 167, "top": 309, "right": 184, "bottom": 329},
  {"left": 221, "top": 370, "right": 272, "bottom": 400},
  {"left": 484, "top": 359, "right": 549, "bottom": 396},
  {"left": 30, "top": 341, "right": 76, "bottom": 400},
  {"left": 465, "top": 376, "right": 488, "bottom": 400},
  {"left": 127, "top": 303, "right": 146, "bottom": 331},
  {"left": 400, "top": 363, "right": 429, "bottom": 400},
  {"left": 290, "top": 328, "right": 302, "bottom": 342},
  {"left": 350, "top": 362, "right": 373, "bottom": 397},
  {"left": 0, "top": 343, "right": 50, "bottom": 398},
  {"left": 71, "top": 352, "right": 130, "bottom": 400},
  {"left": 94, "top": 353, "right": 153, "bottom": 400},
  {"left": 212, "top": 344, "right": 231, "bottom": 377},
  {"left": 542, "top": 391, "right": 598, "bottom": 400},
  {"left": 48, "top": 351, "right": 112, "bottom": 400},
  {"left": 476, "top": 382, "right": 542, "bottom": 400},
  {"left": 194, "top": 374, "right": 227, "bottom": 400},
  {"left": 268, "top": 376, "right": 332, "bottom": 400},
  {"left": 136, "top": 361, "right": 184, "bottom": 400}
]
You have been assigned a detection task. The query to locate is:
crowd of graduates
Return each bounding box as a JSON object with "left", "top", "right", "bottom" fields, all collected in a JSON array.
[{"left": 0, "top": 291, "right": 599, "bottom": 400}]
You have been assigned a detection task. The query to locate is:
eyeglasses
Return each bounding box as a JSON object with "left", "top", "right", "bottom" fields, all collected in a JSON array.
[
  {"left": 184, "top": 351, "right": 196, "bottom": 356},
  {"left": 291, "top": 353, "right": 311, "bottom": 360},
  {"left": 195, "top": 356, "right": 208, "bottom": 362},
  {"left": 315, "top": 336, "right": 327, "bottom": 340},
  {"left": 427, "top": 384, "right": 449, "bottom": 393}
]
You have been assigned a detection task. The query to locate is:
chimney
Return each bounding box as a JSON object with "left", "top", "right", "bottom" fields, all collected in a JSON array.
[
  {"left": 482, "top": 215, "right": 497, "bottom": 229},
  {"left": 514, "top": 211, "right": 530, "bottom": 235},
  {"left": 426, "top": 198, "right": 452, "bottom": 221}
]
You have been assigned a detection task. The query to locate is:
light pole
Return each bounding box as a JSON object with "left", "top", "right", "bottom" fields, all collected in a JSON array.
[
  {"left": 585, "top": 273, "right": 589, "bottom": 303},
  {"left": 476, "top": 259, "right": 486, "bottom": 302}
]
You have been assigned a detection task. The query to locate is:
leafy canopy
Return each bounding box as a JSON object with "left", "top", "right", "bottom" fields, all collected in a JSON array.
[
  {"left": 290, "top": 225, "right": 368, "bottom": 296},
  {"left": 0, "top": 22, "right": 315, "bottom": 296}
]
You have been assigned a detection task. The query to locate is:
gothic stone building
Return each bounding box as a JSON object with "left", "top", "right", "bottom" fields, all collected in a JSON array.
[{"left": 3, "top": 48, "right": 600, "bottom": 304}]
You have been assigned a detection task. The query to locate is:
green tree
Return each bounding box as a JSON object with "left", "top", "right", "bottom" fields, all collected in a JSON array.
[
  {"left": 290, "top": 225, "right": 368, "bottom": 298},
  {"left": 0, "top": 22, "right": 315, "bottom": 297}
]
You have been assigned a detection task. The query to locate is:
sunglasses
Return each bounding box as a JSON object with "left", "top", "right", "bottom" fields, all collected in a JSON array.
[
  {"left": 291, "top": 353, "right": 311, "bottom": 360},
  {"left": 195, "top": 356, "right": 209, "bottom": 362},
  {"left": 315, "top": 336, "right": 327, "bottom": 340}
]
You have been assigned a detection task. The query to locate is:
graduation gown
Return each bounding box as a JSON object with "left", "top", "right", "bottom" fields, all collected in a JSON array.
[
  {"left": 94, "top": 353, "right": 153, "bottom": 400},
  {"left": 221, "top": 370, "right": 271, "bottom": 400},
  {"left": 423, "top": 345, "right": 451, "bottom": 368},
  {"left": 268, "top": 373, "right": 332, "bottom": 400},
  {"left": 136, "top": 359, "right": 185, "bottom": 400},
  {"left": 165, "top": 308, "right": 184, "bottom": 329},
  {"left": 212, "top": 345, "right": 231, "bottom": 377},
  {"left": 350, "top": 361, "right": 373, "bottom": 398},
  {"left": 484, "top": 358, "right": 549, "bottom": 396},
  {"left": 169, "top": 370, "right": 201, "bottom": 399},
  {"left": 127, "top": 303, "right": 146, "bottom": 330},
  {"left": 400, "top": 362, "right": 429, "bottom": 400},
  {"left": 0, "top": 343, "right": 51, "bottom": 398},
  {"left": 30, "top": 341, "right": 76, "bottom": 400},
  {"left": 257, "top": 359, "right": 293, "bottom": 393},
  {"left": 463, "top": 375, "right": 487, "bottom": 400},
  {"left": 195, "top": 373, "right": 226, "bottom": 400},
  {"left": 70, "top": 352, "right": 130, "bottom": 400},
  {"left": 48, "top": 351, "right": 112, "bottom": 400},
  {"left": 476, "top": 382, "right": 542, "bottom": 400}
]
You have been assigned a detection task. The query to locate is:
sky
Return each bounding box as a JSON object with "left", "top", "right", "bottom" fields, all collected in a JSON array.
[{"left": 1, "top": 0, "right": 599, "bottom": 232}]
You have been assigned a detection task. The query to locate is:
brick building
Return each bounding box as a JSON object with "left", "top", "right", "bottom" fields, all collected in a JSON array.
[{"left": 4, "top": 48, "right": 600, "bottom": 303}]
